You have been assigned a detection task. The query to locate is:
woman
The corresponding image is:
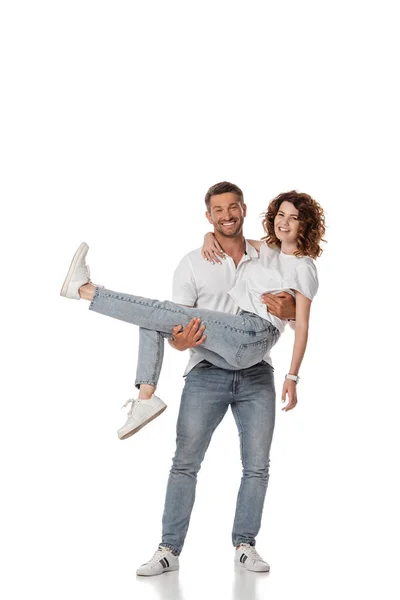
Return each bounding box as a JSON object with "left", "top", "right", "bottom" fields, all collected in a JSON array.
[{"left": 61, "top": 190, "right": 325, "bottom": 439}]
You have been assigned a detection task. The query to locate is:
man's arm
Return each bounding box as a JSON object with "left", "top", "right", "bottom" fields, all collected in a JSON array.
[{"left": 169, "top": 318, "right": 207, "bottom": 351}]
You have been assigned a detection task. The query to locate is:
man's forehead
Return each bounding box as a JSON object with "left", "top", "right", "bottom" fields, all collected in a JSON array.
[{"left": 209, "top": 192, "right": 241, "bottom": 208}]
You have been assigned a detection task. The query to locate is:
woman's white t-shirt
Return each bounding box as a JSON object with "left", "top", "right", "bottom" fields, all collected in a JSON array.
[{"left": 229, "top": 242, "right": 319, "bottom": 333}]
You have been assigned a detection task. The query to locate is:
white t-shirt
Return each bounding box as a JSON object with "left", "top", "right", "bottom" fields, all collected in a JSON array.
[
  {"left": 229, "top": 242, "right": 318, "bottom": 333},
  {"left": 172, "top": 241, "right": 273, "bottom": 375}
]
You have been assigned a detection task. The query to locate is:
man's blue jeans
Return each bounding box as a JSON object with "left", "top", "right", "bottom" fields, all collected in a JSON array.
[
  {"left": 89, "top": 287, "right": 277, "bottom": 552},
  {"left": 160, "top": 360, "right": 276, "bottom": 554}
]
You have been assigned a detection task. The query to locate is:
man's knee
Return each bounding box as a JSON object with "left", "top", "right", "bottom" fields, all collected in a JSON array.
[
  {"left": 242, "top": 458, "right": 271, "bottom": 483},
  {"left": 170, "top": 434, "right": 209, "bottom": 476}
]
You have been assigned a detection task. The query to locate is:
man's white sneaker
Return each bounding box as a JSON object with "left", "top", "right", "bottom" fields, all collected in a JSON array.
[
  {"left": 136, "top": 546, "right": 179, "bottom": 577},
  {"left": 235, "top": 544, "right": 270, "bottom": 572},
  {"left": 117, "top": 394, "right": 167, "bottom": 440},
  {"left": 60, "top": 242, "right": 91, "bottom": 299}
]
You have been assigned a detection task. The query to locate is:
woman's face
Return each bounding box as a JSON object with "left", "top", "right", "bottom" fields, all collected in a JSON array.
[{"left": 274, "top": 201, "right": 300, "bottom": 246}]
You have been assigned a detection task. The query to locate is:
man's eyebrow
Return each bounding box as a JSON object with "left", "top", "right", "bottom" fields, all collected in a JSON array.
[{"left": 213, "top": 202, "right": 239, "bottom": 208}]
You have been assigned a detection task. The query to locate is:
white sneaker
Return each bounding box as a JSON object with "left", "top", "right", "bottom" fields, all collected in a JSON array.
[
  {"left": 60, "top": 242, "right": 91, "bottom": 299},
  {"left": 235, "top": 544, "right": 270, "bottom": 572},
  {"left": 117, "top": 394, "right": 167, "bottom": 440},
  {"left": 136, "top": 546, "right": 179, "bottom": 576}
]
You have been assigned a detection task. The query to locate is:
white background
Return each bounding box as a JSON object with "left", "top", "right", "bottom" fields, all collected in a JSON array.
[{"left": 1, "top": 1, "right": 399, "bottom": 599}]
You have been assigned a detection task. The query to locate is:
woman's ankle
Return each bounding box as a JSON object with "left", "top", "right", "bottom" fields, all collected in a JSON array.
[
  {"left": 79, "top": 282, "right": 96, "bottom": 301},
  {"left": 138, "top": 384, "right": 156, "bottom": 400}
]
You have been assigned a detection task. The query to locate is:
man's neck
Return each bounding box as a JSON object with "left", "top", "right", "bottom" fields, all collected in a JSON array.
[{"left": 214, "top": 232, "right": 246, "bottom": 267}]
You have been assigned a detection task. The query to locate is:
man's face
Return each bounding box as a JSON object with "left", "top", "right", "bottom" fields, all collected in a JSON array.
[{"left": 206, "top": 192, "right": 246, "bottom": 238}]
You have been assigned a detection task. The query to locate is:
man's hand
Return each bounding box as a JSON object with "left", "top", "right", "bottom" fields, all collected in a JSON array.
[
  {"left": 169, "top": 318, "right": 207, "bottom": 351},
  {"left": 261, "top": 291, "right": 296, "bottom": 320}
]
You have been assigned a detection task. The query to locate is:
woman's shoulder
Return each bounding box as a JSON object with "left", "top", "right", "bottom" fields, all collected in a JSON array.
[
  {"left": 295, "top": 256, "right": 318, "bottom": 282},
  {"left": 296, "top": 254, "right": 317, "bottom": 267},
  {"left": 294, "top": 256, "right": 319, "bottom": 298},
  {"left": 260, "top": 241, "right": 280, "bottom": 258}
]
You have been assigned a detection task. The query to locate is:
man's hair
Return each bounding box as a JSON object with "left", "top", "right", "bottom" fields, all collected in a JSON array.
[{"left": 205, "top": 181, "right": 244, "bottom": 211}]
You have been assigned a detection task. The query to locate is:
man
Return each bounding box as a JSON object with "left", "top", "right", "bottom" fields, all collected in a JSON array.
[{"left": 136, "top": 182, "right": 295, "bottom": 576}]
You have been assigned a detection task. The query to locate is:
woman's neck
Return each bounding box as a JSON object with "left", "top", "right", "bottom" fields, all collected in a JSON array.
[{"left": 280, "top": 241, "right": 298, "bottom": 255}]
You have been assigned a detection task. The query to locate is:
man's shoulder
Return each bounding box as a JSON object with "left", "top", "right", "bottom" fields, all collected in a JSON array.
[
  {"left": 178, "top": 246, "right": 205, "bottom": 268},
  {"left": 184, "top": 246, "right": 203, "bottom": 259}
]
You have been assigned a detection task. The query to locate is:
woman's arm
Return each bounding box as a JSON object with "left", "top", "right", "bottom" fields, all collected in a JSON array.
[
  {"left": 281, "top": 291, "right": 312, "bottom": 412},
  {"left": 202, "top": 232, "right": 225, "bottom": 264},
  {"left": 247, "top": 239, "right": 263, "bottom": 252},
  {"left": 202, "top": 234, "right": 263, "bottom": 263}
]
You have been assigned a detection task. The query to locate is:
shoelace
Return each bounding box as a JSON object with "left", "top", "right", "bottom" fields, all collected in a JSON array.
[
  {"left": 240, "top": 544, "right": 263, "bottom": 562},
  {"left": 121, "top": 398, "right": 139, "bottom": 418}
]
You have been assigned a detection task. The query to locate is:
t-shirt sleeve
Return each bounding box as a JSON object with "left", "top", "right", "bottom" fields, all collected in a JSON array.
[
  {"left": 172, "top": 255, "right": 197, "bottom": 306},
  {"left": 292, "top": 261, "right": 319, "bottom": 300}
]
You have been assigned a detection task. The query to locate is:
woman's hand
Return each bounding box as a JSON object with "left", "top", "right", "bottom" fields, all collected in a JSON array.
[
  {"left": 281, "top": 379, "right": 298, "bottom": 411},
  {"left": 201, "top": 232, "right": 225, "bottom": 264}
]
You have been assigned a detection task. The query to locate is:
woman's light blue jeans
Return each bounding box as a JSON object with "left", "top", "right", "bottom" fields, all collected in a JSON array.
[{"left": 89, "top": 287, "right": 280, "bottom": 387}]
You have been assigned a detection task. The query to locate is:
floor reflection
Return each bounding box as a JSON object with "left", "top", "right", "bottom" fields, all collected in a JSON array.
[
  {"left": 232, "top": 565, "right": 268, "bottom": 600},
  {"left": 136, "top": 570, "right": 184, "bottom": 600},
  {"left": 134, "top": 564, "right": 269, "bottom": 600}
]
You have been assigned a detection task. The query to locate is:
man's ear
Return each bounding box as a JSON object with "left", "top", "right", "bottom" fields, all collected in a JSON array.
[
  {"left": 205, "top": 211, "right": 213, "bottom": 225},
  {"left": 242, "top": 204, "right": 247, "bottom": 218}
]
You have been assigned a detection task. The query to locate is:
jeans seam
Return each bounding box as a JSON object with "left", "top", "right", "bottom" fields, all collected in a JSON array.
[
  {"left": 151, "top": 333, "right": 161, "bottom": 384},
  {"left": 231, "top": 403, "right": 244, "bottom": 464},
  {"left": 89, "top": 286, "right": 101, "bottom": 310}
]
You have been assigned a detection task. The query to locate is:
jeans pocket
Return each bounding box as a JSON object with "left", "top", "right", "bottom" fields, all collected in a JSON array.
[{"left": 235, "top": 338, "right": 271, "bottom": 368}]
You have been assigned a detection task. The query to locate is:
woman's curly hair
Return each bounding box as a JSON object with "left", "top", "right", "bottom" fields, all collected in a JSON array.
[{"left": 261, "top": 190, "right": 326, "bottom": 259}]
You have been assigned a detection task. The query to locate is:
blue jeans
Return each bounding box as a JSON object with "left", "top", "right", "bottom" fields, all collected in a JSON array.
[
  {"left": 161, "top": 360, "right": 276, "bottom": 553},
  {"left": 89, "top": 287, "right": 278, "bottom": 552},
  {"left": 89, "top": 288, "right": 280, "bottom": 387}
]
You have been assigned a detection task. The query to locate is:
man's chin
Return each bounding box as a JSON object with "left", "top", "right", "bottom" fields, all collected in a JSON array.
[{"left": 216, "top": 226, "right": 243, "bottom": 238}]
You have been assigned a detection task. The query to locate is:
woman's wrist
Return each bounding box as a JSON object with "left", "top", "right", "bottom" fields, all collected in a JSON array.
[{"left": 285, "top": 373, "right": 300, "bottom": 383}]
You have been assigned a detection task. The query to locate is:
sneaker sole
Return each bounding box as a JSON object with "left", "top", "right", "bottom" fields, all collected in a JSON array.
[
  {"left": 235, "top": 560, "right": 270, "bottom": 573},
  {"left": 136, "top": 565, "right": 179, "bottom": 577},
  {"left": 60, "top": 242, "right": 89, "bottom": 297},
  {"left": 118, "top": 405, "right": 167, "bottom": 440}
]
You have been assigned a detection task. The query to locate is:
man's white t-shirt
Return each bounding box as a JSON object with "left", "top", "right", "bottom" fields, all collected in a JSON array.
[
  {"left": 172, "top": 241, "right": 273, "bottom": 375},
  {"left": 229, "top": 242, "right": 318, "bottom": 333}
]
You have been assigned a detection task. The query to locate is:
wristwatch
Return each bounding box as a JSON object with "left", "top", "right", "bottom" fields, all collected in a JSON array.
[{"left": 285, "top": 373, "right": 300, "bottom": 384}]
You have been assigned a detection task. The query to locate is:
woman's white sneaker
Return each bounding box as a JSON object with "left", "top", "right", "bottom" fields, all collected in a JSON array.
[
  {"left": 117, "top": 394, "right": 167, "bottom": 440},
  {"left": 235, "top": 544, "right": 270, "bottom": 572},
  {"left": 60, "top": 242, "right": 91, "bottom": 299},
  {"left": 136, "top": 546, "right": 179, "bottom": 576}
]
